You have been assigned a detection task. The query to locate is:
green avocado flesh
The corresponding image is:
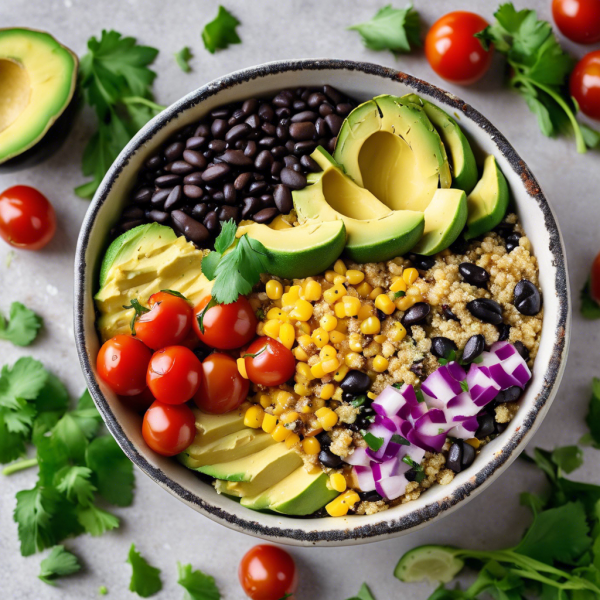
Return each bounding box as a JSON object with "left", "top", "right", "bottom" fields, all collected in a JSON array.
[
  {"left": 293, "top": 147, "right": 424, "bottom": 263},
  {"left": 333, "top": 94, "right": 450, "bottom": 212},
  {"left": 0, "top": 28, "right": 78, "bottom": 164},
  {"left": 465, "top": 155, "right": 509, "bottom": 240},
  {"left": 193, "top": 407, "right": 247, "bottom": 444},
  {"left": 236, "top": 219, "right": 346, "bottom": 279}
]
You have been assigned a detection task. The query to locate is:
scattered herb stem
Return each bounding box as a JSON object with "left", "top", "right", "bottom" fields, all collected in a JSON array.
[{"left": 2, "top": 457, "right": 38, "bottom": 476}]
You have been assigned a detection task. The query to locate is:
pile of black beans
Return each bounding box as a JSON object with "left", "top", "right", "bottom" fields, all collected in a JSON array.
[{"left": 116, "top": 85, "right": 357, "bottom": 247}]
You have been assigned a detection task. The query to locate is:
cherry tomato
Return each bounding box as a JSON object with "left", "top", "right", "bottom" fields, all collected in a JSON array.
[
  {"left": 553, "top": 0, "right": 600, "bottom": 44},
  {"left": 97, "top": 335, "right": 152, "bottom": 396},
  {"left": 425, "top": 11, "right": 493, "bottom": 85},
  {"left": 244, "top": 337, "right": 295, "bottom": 387},
  {"left": 194, "top": 353, "right": 249, "bottom": 414},
  {"left": 146, "top": 346, "right": 203, "bottom": 404},
  {"left": 193, "top": 295, "right": 257, "bottom": 350},
  {"left": 142, "top": 400, "right": 196, "bottom": 456},
  {"left": 590, "top": 250, "right": 600, "bottom": 303},
  {"left": 119, "top": 387, "right": 155, "bottom": 413},
  {"left": 134, "top": 291, "right": 193, "bottom": 350},
  {"left": 0, "top": 185, "right": 56, "bottom": 250},
  {"left": 239, "top": 545, "right": 298, "bottom": 600},
  {"left": 570, "top": 50, "right": 600, "bottom": 120}
]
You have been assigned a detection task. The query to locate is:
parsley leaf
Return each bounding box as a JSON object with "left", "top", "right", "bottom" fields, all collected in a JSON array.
[
  {"left": 38, "top": 545, "right": 81, "bottom": 585},
  {"left": 77, "top": 504, "right": 120, "bottom": 537},
  {"left": 363, "top": 432, "right": 384, "bottom": 451},
  {"left": 551, "top": 445, "right": 583, "bottom": 474},
  {"left": 0, "top": 357, "right": 48, "bottom": 412},
  {"left": 391, "top": 434, "right": 410, "bottom": 446},
  {"left": 127, "top": 544, "right": 162, "bottom": 597},
  {"left": 349, "top": 4, "right": 421, "bottom": 54},
  {"left": 202, "top": 6, "right": 241, "bottom": 54},
  {"left": 585, "top": 378, "right": 600, "bottom": 449},
  {"left": 459, "top": 380, "right": 469, "bottom": 393},
  {"left": 0, "top": 302, "right": 42, "bottom": 346},
  {"left": 201, "top": 252, "right": 222, "bottom": 281},
  {"left": 175, "top": 46, "right": 193, "bottom": 72},
  {"left": 177, "top": 562, "right": 221, "bottom": 600},
  {"left": 31, "top": 373, "right": 69, "bottom": 443},
  {"left": 214, "top": 219, "right": 237, "bottom": 254},
  {"left": 55, "top": 466, "right": 97, "bottom": 507},
  {"left": 581, "top": 278, "right": 600, "bottom": 320}
]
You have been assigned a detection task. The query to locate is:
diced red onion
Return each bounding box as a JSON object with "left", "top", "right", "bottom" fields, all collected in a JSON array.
[
  {"left": 421, "top": 362, "right": 466, "bottom": 409},
  {"left": 444, "top": 392, "right": 478, "bottom": 420},
  {"left": 365, "top": 417, "right": 397, "bottom": 462},
  {"left": 372, "top": 456, "right": 399, "bottom": 481},
  {"left": 412, "top": 409, "right": 451, "bottom": 452},
  {"left": 372, "top": 385, "right": 410, "bottom": 418},
  {"left": 447, "top": 416, "right": 479, "bottom": 440},
  {"left": 344, "top": 446, "right": 371, "bottom": 467},
  {"left": 375, "top": 475, "right": 408, "bottom": 500},
  {"left": 481, "top": 342, "right": 532, "bottom": 390},
  {"left": 354, "top": 465, "right": 376, "bottom": 491},
  {"left": 467, "top": 364, "right": 500, "bottom": 407}
]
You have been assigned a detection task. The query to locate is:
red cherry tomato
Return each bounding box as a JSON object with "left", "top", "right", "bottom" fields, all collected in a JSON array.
[
  {"left": 193, "top": 353, "right": 249, "bottom": 414},
  {"left": 0, "top": 185, "right": 56, "bottom": 250},
  {"left": 193, "top": 295, "right": 257, "bottom": 350},
  {"left": 570, "top": 50, "right": 600, "bottom": 120},
  {"left": 146, "top": 346, "right": 203, "bottom": 404},
  {"left": 244, "top": 337, "right": 295, "bottom": 387},
  {"left": 425, "top": 11, "right": 493, "bottom": 85},
  {"left": 134, "top": 291, "right": 194, "bottom": 350},
  {"left": 97, "top": 335, "right": 152, "bottom": 396},
  {"left": 119, "top": 387, "right": 155, "bottom": 413},
  {"left": 590, "top": 251, "right": 600, "bottom": 303},
  {"left": 142, "top": 400, "right": 196, "bottom": 456},
  {"left": 239, "top": 545, "right": 298, "bottom": 600},
  {"left": 553, "top": 0, "right": 600, "bottom": 44}
]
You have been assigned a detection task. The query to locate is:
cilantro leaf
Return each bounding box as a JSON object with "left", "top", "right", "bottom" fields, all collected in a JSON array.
[
  {"left": 202, "top": 6, "right": 241, "bottom": 54},
  {"left": 14, "top": 486, "right": 60, "bottom": 556},
  {"left": 38, "top": 545, "right": 81, "bottom": 585},
  {"left": 127, "top": 544, "right": 162, "bottom": 597},
  {"left": 586, "top": 378, "right": 600, "bottom": 448},
  {"left": 175, "top": 46, "right": 192, "bottom": 72},
  {"left": 0, "top": 357, "right": 48, "bottom": 411},
  {"left": 31, "top": 373, "right": 69, "bottom": 443},
  {"left": 581, "top": 279, "right": 600, "bottom": 320},
  {"left": 346, "top": 583, "right": 377, "bottom": 600},
  {"left": 77, "top": 504, "right": 120, "bottom": 537},
  {"left": 0, "top": 410, "right": 27, "bottom": 463},
  {"left": 0, "top": 302, "right": 42, "bottom": 346},
  {"left": 581, "top": 123, "right": 600, "bottom": 149},
  {"left": 349, "top": 4, "right": 421, "bottom": 54},
  {"left": 214, "top": 219, "right": 237, "bottom": 254},
  {"left": 177, "top": 562, "right": 221, "bottom": 600},
  {"left": 551, "top": 445, "right": 583, "bottom": 474},
  {"left": 363, "top": 432, "right": 384, "bottom": 451},
  {"left": 55, "top": 466, "right": 97, "bottom": 507},
  {"left": 201, "top": 252, "right": 221, "bottom": 281},
  {"left": 86, "top": 435, "right": 134, "bottom": 507}
]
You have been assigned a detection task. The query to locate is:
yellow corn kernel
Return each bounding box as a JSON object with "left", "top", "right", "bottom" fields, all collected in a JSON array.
[
  {"left": 341, "top": 295, "right": 361, "bottom": 317},
  {"left": 259, "top": 394, "right": 272, "bottom": 409},
  {"left": 324, "top": 270, "right": 337, "bottom": 283},
  {"left": 320, "top": 314, "right": 338, "bottom": 332},
  {"left": 279, "top": 323, "right": 295, "bottom": 349},
  {"left": 298, "top": 322, "right": 311, "bottom": 335},
  {"left": 323, "top": 284, "right": 346, "bottom": 305},
  {"left": 267, "top": 307, "right": 286, "bottom": 320},
  {"left": 272, "top": 405, "right": 285, "bottom": 416},
  {"left": 332, "top": 387, "right": 343, "bottom": 401},
  {"left": 275, "top": 390, "right": 294, "bottom": 407},
  {"left": 329, "top": 330, "right": 346, "bottom": 344},
  {"left": 321, "top": 358, "right": 340, "bottom": 374},
  {"left": 266, "top": 280, "right": 283, "bottom": 300},
  {"left": 355, "top": 281, "right": 373, "bottom": 298},
  {"left": 285, "top": 433, "right": 300, "bottom": 449},
  {"left": 320, "top": 383, "right": 335, "bottom": 400},
  {"left": 294, "top": 383, "right": 311, "bottom": 396},
  {"left": 333, "top": 259, "right": 347, "bottom": 275},
  {"left": 396, "top": 295, "right": 416, "bottom": 311},
  {"left": 367, "top": 391, "right": 377, "bottom": 400},
  {"left": 373, "top": 355, "right": 389, "bottom": 373},
  {"left": 256, "top": 322, "right": 265, "bottom": 336},
  {"left": 390, "top": 278, "right": 408, "bottom": 293},
  {"left": 348, "top": 333, "right": 363, "bottom": 352},
  {"left": 357, "top": 304, "right": 373, "bottom": 321},
  {"left": 261, "top": 413, "right": 278, "bottom": 433},
  {"left": 346, "top": 269, "right": 364, "bottom": 285},
  {"left": 313, "top": 398, "right": 326, "bottom": 410},
  {"left": 466, "top": 437, "right": 481, "bottom": 449},
  {"left": 403, "top": 267, "right": 419, "bottom": 285},
  {"left": 303, "top": 280, "right": 322, "bottom": 302},
  {"left": 315, "top": 406, "right": 331, "bottom": 419},
  {"left": 375, "top": 293, "right": 395, "bottom": 315},
  {"left": 360, "top": 316, "right": 381, "bottom": 335},
  {"left": 244, "top": 405, "right": 264, "bottom": 428},
  {"left": 326, "top": 490, "right": 360, "bottom": 517},
  {"left": 335, "top": 318, "right": 348, "bottom": 333},
  {"left": 330, "top": 473, "right": 347, "bottom": 493},
  {"left": 281, "top": 411, "right": 299, "bottom": 424},
  {"left": 334, "top": 302, "right": 347, "bottom": 319},
  {"left": 302, "top": 437, "right": 321, "bottom": 455},
  {"left": 310, "top": 362, "right": 327, "bottom": 379},
  {"left": 333, "top": 274, "right": 347, "bottom": 286},
  {"left": 293, "top": 346, "right": 309, "bottom": 362},
  {"left": 237, "top": 357, "right": 248, "bottom": 379},
  {"left": 272, "top": 423, "right": 291, "bottom": 442},
  {"left": 281, "top": 286, "right": 300, "bottom": 307},
  {"left": 369, "top": 286, "right": 383, "bottom": 300},
  {"left": 263, "top": 319, "right": 281, "bottom": 339},
  {"left": 290, "top": 299, "right": 313, "bottom": 321},
  {"left": 316, "top": 406, "right": 338, "bottom": 428},
  {"left": 388, "top": 322, "right": 407, "bottom": 342},
  {"left": 373, "top": 334, "right": 386, "bottom": 344},
  {"left": 320, "top": 345, "right": 337, "bottom": 361},
  {"left": 298, "top": 334, "right": 313, "bottom": 349},
  {"left": 333, "top": 364, "right": 349, "bottom": 382},
  {"left": 300, "top": 403, "right": 314, "bottom": 414},
  {"left": 312, "top": 328, "right": 329, "bottom": 348},
  {"left": 296, "top": 362, "right": 315, "bottom": 381}
]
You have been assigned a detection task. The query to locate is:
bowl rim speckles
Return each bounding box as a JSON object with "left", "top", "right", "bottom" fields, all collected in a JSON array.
[{"left": 74, "top": 59, "right": 570, "bottom": 546}]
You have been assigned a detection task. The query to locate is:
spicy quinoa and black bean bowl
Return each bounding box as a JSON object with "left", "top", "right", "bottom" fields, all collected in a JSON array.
[{"left": 77, "top": 62, "right": 567, "bottom": 539}]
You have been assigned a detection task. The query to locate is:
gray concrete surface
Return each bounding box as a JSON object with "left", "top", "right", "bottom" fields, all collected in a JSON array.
[{"left": 1, "top": 0, "right": 599, "bottom": 598}]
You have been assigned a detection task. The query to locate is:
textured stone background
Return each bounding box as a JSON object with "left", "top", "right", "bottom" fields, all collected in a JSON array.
[{"left": 1, "top": 0, "right": 599, "bottom": 598}]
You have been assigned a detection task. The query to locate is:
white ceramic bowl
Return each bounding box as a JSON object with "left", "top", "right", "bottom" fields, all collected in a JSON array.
[{"left": 74, "top": 59, "right": 570, "bottom": 546}]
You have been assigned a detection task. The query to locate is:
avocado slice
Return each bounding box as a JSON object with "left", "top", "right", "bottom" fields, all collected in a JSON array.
[
  {"left": 402, "top": 94, "right": 478, "bottom": 194},
  {"left": 293, "top": 148, "right": 424, "bottom": 263},
  {"left": 235, "top": 219, "right": 346, "bottom": 279},
  {"left": 465, "top": 155, "right": 509, "bottom": 240},
  {"left": 333, "top": 95, "right": 450, "bottom": 212},
  {"left": 412, "top": 189, "right": 468, "bottom": 256},
  {"left": 193, "top": 407, "right": 247, "bottom": 445},
  {"left": 0, "top": 29, "right": 78, "bottom": 166},
  {"left": 241, "top": 467, "right": 339, "bottom": 515}
]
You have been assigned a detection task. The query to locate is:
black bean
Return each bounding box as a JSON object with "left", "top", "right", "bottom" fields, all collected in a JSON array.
[
  {"left": 164, "top": 142, "right": 184, "bottom": 162},
  {"left": 476, "top": 413, "right": 496, "bottom": 438},
  {"left": 133, "top": 186, "right": 153, "bottom": 204},
  {"left": 183, "top": 185, "right": 203, "bottom": 199},
  {"left": 183, "top": 172, "right": 204, "bottom": 186},
  {"left": 359, "top": 490, "right": 383, "bottom": 502},
  {"left": 211, "top": 119, "right": 228, "bottom": 139},
  {"left": 203, "top": 150, "right": 214, "bottom": 160},
  {"left": 122, "top": 206, "right": 145, "bottom": 219},
  {"left": 258, "top": 103, "right": 275, "bottom": 122},
  {"left": 271, "top": 146, "right": 287, "bottom": 159},
  {"left": 308, "top": 92, "right": 327, "bottom": 108},
  {"left": 210, "top": 107, "right": 229, "bottom": 119},
  {"left": 318, "top": 448, "right": 342, "bottom": 469},
  {"left": 155, "top": 174, "right": 181, "bottom": 188},
  {"left": 323, "top": 85, "right": 343, "bottom": 105},
  {"left": 328, "top": 137, "right": 337, "bottom": 153},
  {"left": 171, "top": 210, "right": 210, "bottom": 244},
  {"left": 202, "top": 164, "right": 231, "bottom": 182},
  {"left": 495, "top": 222, "right": 514, "bottom": 239},
  {"left": 497, "top": 323, "right": 511, "bottom": 341},
  {"left": 291, "top": 110, "right": 318, "bottom": 123},
  {"left": 254, "top": 150, "right": 274, "bottom": 171},
  {"left": 242, "top": 99, "right": 258, "bottom": 114},
  {"left": 218, "top": 206, "right": 239, "bottom": 222},
  {"left": 450, "top": 235, "right": 469, "bottom": 254},
  {"left": 315, "top": 117, "right": 328, "bottom": 138},
  {"left": 401, "top": 302, "right": 431, "bottom": 327},
  {"left": 260, "top": 194, "right": 275, "bottom": 208},
  {"left": 294, "top": 141, "right": 317, "bottom": 155},
  {"left": 514, "top": 341, "right": 530, "bottom": 362},
  {"left": 289, "top": 122, "right": 316, "bottom": 141},
  {"left": 244, "top": 140, "right": 258, "bottom": 157},
  {"left": 462, "top": 334, "right": 485, "bottom": 363},
  {"left": 120, "top": 219, "right": 144, "bottom": 231},
  {"left": 245, "top": 114, "right": 261, "bottom": 129},
  {"left": 276, "top": 125, "right": 289, "bottom": 140},
  {"left": 273, "top": 92, "right": 293, "bottom": 108},
  {"left": 284, "top": 155, "right": 299, "bottom": 167},
  {"left": 284, "top": 140, "right": 296, "bottom": 153},
  {"left": 195, "top": 123, "right": 211, "bottom": 137},
  {"left": 164, "top": 185, "right": 183, "bottom": 210},
  {"left": 442, "top": 305, "right": 459, "bottom": 322},
  {"left": 185, "top": 136, "right": 206, "bottom": 151},
  {"left": 258, "top": 137, "right": 277, "bottom": 149},
  {"left": 407, "top": 253, "right": 435, "bottom": 271},
  {"left": 459, "top": 263, "right": 490, "bottom": 287},
  {"left": 182, "top": 150, "right": 207, "bottom": 169},
  {"left": 506, "top": 232, "right": 521, "bottom": 252},
  {"left": 273, "top": 184, "right": 293, "bottom": 213},
  {"left": 271, "top": 161, "right": 283, "bottom": 179},
  {"left": 404, "top": 470, "right": 419, "bottom": 482},
  {"left": 431, "top": 337, "right": 457, "bottom": 360},
  {"left": 145, "top": 155, "right": 163, "bottom": 170},
  {"left": 340, "top": 370, "right": 371, "bottom": 395},
  {"left": 496, "top": 421, "right": 508, "bottom": 434},
  {"left": 461, "top": 442, "right": 476, "bottom": 469},
  {"left": 228, "top": 109, "right": 246, "bottom": 126},
  {"left": 316, "top": 431, "right": 332, "bottom": 448},
  {"left": 496, "top": 386, "right": 521, "bottom": 403},
  {"left": 151, "top": 188, "right": 170, "bottom": 206},
  {"left": 410, "top": 361, "right": 425, "bottom": 379},
  {"left": 223, "top": 183, "right": 236, "bottom": 204},
  {"left": 212, "top": 191, "right": 225, "bottom": 203},
  {"left": 170, "top": 160, "right": 195, "bottom": 175},
  {"left": 146, "top": 209, "right": 169, "bottom": 224},
  {"left": 225, "top": 123, "right": 251, "bottom": 143},
  {"left": 341, "top": 391, "right": 355, "bottom": 403},
  {"left": 249, "top": 181, "right": 268, "bottom": 195},
  {"left": 324, "top": 113, "right": 343, "bottom": 136},
  {"left": 376, "top": 309, "right": 386, "bottom": 321},
  {"left": 300, "top": 155, "right": 321, "bottom": 173},
  {"left": 191, "top": 203, "right": 209, "bottom": 220},
  {"left": 319, "top": 102, "right": 334, "bottom": 117},
  {"left": 280, "top": 168, "right": 307, "bottom": 190},
  {"left": 447, "top": 442, "right": 464, "bottom": 473},
  {"left": 293, "top": 99, "right": 307, "bottom": 111},
  {"left": 261, "top": 122, "right": 277, "bottom": 136},
  {"left": 218, "top": 149, "right": 250, "bottom": 168},
  {"left": 241, "top": 196, "right": 260, "bottom": 219},
  {"left": 467, "top": 298, "right": 503, "bottom": 324},
  {"left": 163, "top": 162, "right": 174, "bottom": 173},
  {"left": 513, "top": 280, "right": 542, "bottom": 315},
  {"left": 253, "top": 207, "right": 279, "bottom": 223},
  {"left": 234, "top": 172, "right": 253, "bottom": 190},
  {"left": 208, "top": 139, "right": 227, "bottom": 153},
  {"left": 203, "top": 211, "right": 219, "bottom": 232}
]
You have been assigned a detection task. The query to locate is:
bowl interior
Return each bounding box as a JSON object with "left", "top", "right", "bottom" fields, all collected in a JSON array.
[{"left": 75, "top": 60, "right": 569, "bottom": 546}]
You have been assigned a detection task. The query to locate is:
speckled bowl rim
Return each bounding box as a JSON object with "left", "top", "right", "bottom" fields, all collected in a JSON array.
[{"left": 75, "top": 58, "right": 570, "bottom": 545}]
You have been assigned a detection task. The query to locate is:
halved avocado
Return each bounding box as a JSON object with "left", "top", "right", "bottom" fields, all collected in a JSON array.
[
  {"left": 293, "top": 148, "right": 424, "bottom": 263},
  {"left": 465, "top": 155, "right": 509, "bottom": 240},
  {"left": 235, "top": 219, "right": 346, "bottom": 279},
  {"left": 0, "top": 29, "right": 78, "bottom": 167},
  {"left": 193, "top": 407, "right": 247, "bottom": 445},
  {"left": 333, "top": 95, "right": 450, "bottom": 212},
  {"left": 412, "top": 189, "right": 468, "bottom": 256},
  {"left": 403, "top": 94, "right": 478, "bottom": 193}
]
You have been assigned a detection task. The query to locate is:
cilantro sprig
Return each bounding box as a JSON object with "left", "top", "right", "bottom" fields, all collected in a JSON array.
[
  {"left": 127, "top": 544, "right": 163, "bottom": 597},
  {"left": 202, "top": 6, "right": 241, "bottom": 54},
  {"left": 177, "top": 562, "right": 221, "bottom": 599},
  {"left": 0, "top": 302, "right": 42, "bottom": 347},
  {"left": 38, "top": 545, "right": 81, "bottom": 586}
]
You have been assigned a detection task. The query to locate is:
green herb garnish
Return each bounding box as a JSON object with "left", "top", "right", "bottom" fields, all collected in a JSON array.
[
  {"left": 38, "top": 545, "right": 81, "bottom": 585},
  {"left": 345, "top": 583, "right": 376, "bottom": 600},
  {"left": 174, "top": 46, "right": 192, "bottom": 72},
  {"left": 391, "top": 434, "right": 410, "bottom": 446},
  {"left": 438, "top": 349, "right": 457, "bottom": 366},
  {"left": 351, "top": 395, "right": 367, "bottom": 408},
  {"left": 0, "top": 302, "right": 42, "bottom": 347},
  {"left": 177, "top": 562, "right": 221, "bottom": 599},
  {"left": 394, "top": 290, "right": 406, "bottom": 298},
  {"left": 202, "top": 5, "right": 241, "bottom": 54},
  {"left": 363, "top": 433, "right": 384, "bottom": 452},
  {"left": 415, "top": 389, "right": 425, "bottom": 403},
  {"left": 460, "top": 379, "right": 469, "bottom": 393},
  {"left": 127, "top": 544, "right": 162, "bottom": 597}
]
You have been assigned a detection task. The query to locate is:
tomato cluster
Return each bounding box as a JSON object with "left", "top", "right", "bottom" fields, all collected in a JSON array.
[{"left": 96, "top": 292, "right": 296, "bottom": 456}]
